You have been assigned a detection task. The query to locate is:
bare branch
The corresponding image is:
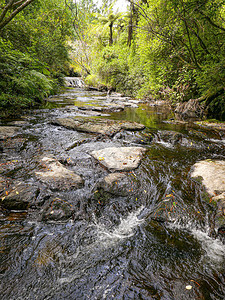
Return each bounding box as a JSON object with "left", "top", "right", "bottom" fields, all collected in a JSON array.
[{"left": 0, "top": 0, "right": 14, "bottom": 24}]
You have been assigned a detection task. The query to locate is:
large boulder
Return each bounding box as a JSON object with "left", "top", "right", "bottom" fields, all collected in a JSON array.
[
  {"left": 52, "top": 117, "right": 145, "bottom": 136},
  {"left": 94, "top": 173, "right": 130, "bottom": 199},
  {"left": 35, "top": 157, "right": 84, "bottom": 191},
  {"left": 191, "top": 160, "right": 225, "bottom": 237},
  {"left": 191, "top": 160, "right": 225, "bottom": 195},
  {"left": 0, "top": 126, "right": 20, "bottom": 139},
  {"left": 90, "top": 146, "right": 147, "bottom": 171}
]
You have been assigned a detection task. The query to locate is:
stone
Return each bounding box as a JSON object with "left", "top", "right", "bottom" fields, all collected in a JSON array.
[
  {"left": 35, "top": 157, "right": 84, "bottom": 191},
  {"left": 78, "top": 103, "right": 124, "bottom": 112},
  {"left": 191, "top": 160, "right": 225, "bottom": 236},
  {"left": 90, "top": 146, "right": 147, "bottom": 171},
  {"left": 8, "top": 121, "right": 28, "bottom": 126},
  {"left": 191, "top": 160, "right": 225, "bottom": 195},
  {"left": 52, "top": 117, "right": 145, "bottom": 136},
  {"left": 0, "top": 137, "right": 26, "bottom": 150},
  {"left": 95, "top": 173, "right": 129, "bottom": 197},
  {"left": 1, "top": 182, "right": 39, "bottom": 210},
  {"left": 175, "top": 99, "right": 205, "bottom": 120},
  {"left": 194, "top": 121, "right": 225, "bottom": 131},
  {"left": 158, "top": 130, "right": 183, "bottom": 145},
  {"left": 42, "top": 198, "right": 73, "bottom": 221},
  {"left": 0, "top": 176, "right": 7, "bottom": 194},
  {"left": 212, "top": 193, "right": 225, "bottom": 218},
  {"left": 0, "top": 126, "right": 20, "bottom": 139}
]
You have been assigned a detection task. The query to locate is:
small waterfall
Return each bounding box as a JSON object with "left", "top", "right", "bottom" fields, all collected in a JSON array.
[{"left": 64, "top": 77, "right": 85, "bottom": 88}]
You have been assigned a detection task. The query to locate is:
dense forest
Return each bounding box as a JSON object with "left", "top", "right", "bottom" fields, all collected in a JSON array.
[{"left": 0, "top": 0, "right": 225, "bottom": 119}]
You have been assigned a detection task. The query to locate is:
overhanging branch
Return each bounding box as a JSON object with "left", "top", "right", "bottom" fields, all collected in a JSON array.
[{"left": 0, "top": 0, "right": 36, "bottom": 31}]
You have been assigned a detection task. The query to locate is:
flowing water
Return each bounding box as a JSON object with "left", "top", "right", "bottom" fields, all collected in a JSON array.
[{"left": 0, "top": 87, "right": 225, "bottom": 299}]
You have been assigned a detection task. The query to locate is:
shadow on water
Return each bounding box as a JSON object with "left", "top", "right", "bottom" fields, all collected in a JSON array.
[{"left": 0, "top": 88, "right": 224, "bottom": 299}]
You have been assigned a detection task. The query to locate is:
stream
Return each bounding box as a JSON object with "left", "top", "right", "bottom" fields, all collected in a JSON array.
[{"left": 0, "top": 86, "right": 225, "bottom": 299}]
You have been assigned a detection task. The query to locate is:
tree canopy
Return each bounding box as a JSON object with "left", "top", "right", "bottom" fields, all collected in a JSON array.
[
  {"left": 0, "top": 0, "right": 73, "bottom": 109},
  {"left": 0, "top": 0, "right": 224, "bottom": 119},
  {"left": 70, "top": 0, "right": 224, "bottom": 119}
]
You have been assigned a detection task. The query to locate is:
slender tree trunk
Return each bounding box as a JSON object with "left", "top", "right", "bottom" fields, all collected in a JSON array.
[
  {"left": 127, "top": 3, "right": 133, "bottom": 47},
  {"left": 109, "top": 23, "right": 113, "bottom": 45},
  {"left": 0, "top": 0, "right": 35, "bottom": 31}
]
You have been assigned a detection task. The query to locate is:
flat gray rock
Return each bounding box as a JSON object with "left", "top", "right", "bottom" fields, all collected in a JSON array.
[
  {"left": 53, "top": 117, "right": 145, "bottom": 135},
  {"left": 78, "top": 103, "right": 124, "bottom": 112},
  {"left": 90, "top": 146, "right": 147, "bottom": 171},
  {"left": 35, "top": 157, "right": 84, "bottom": 190},
  {"left": 0, "top": 126, "right": 20, "bottom": 139},
  {"left": 191, "top": 160, "right": 225, "bottom": 195}
]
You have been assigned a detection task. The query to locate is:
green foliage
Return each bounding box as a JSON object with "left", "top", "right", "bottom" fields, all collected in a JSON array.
[
  {"left": 0, "top": 0, "right": 73, "bottom": 110},
  {"left": 78, "top": 0, "right": 225, "bottom": 119},
  {"left": 0, "top": 38, "right": 54, "bottom": 108},
  {"left": 85, "top": 74, "right": 100, "bottom": 86}
]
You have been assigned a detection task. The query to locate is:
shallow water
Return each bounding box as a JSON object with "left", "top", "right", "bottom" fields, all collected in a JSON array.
[{"left": 0, "top": 88, "right": 225, "bottom": 299}]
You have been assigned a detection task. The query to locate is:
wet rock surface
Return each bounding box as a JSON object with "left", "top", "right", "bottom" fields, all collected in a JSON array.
[
  {"left": 77, "top": 103, "right": 125, "bottom": 112},
  {"left": 93, "top": 172, "right": 136, "bottom": 198},
  {"left": 1, "top": 87, "right": 225, "bottom": 300},
  {"left": 1, "top": 181, "right": 39, "bottom": 210},
  {"left": 41, "top": 197, "right": 73, "bottom": 221},
  {"left": 191, "top": 160, "right": 225, "bottom": 235},
  {"left": 0, "top": 126, "right": 20, "bottom": 139},
  {"left": 191, "top": 160, "right": 225, "bottom": 195},
  {"left": 35, "top": 157, "right": 84, "bottom": 191},
  {"left": 90, "top": 146, "right": 147, "bottom": 171},
  {"left": 157, "top": 130, "right": 184, "bottom": 145},
  {"left": 52, "top": 117, "right": 145, "bottom": 135}
]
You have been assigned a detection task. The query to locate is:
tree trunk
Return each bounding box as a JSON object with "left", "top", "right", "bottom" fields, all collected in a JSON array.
[
  {"left": 109, "top": 23, "right": 113, "bottom": 45},
  {"left": 127, "top": 3, "right": 134, "bottom": 47}
]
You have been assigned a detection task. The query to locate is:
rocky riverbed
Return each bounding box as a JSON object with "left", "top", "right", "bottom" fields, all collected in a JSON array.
[{"left": 0, "top": 87, "right": 225, "bottom": 299}]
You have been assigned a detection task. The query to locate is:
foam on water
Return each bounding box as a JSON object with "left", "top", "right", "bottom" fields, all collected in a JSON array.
[
  {"left": 207, "top": 138, "right": 225, "bottom": 144},
  {"left": 58, "top": 207, "right": 145, "bottom": 284},
  {"left": 168, "top": 221, "right": 225, "bottom": 263},
  {"left": 155, "top": 140, "right": 174, "bottom": 148},
  {"left": 94, "top": 206, "right": 145, "bottom": 242}
]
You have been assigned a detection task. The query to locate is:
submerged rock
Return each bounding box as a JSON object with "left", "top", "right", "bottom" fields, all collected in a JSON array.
[
  {"left": 212, "top": 193, "right": 225, "bottom": 217},
  {"left": 0, "top": 176, "right": 7, "bottom": 194},
  {"left": 191, "top": 160, "right": 225, "bottom": 195},
  {"left": 78, "top": 103, "right": 124, "bottom": 112},
  {"left": 35, "top": 157, "right": 84, "bottom": 191},
  {"left": 1, "top": 182, "right": 39, "bottom": 210},
  {"left": 0, "top": 137, "right": 27, "bottom": 151},
  {"left": 157, "top": 130, "right": 184, "bottom": 145},
  {"left": 52, "top": 117, "right": 145, "bottom": 136},
  {"left": 41, "top": 197, "right": 73, "bottom": 221},
  {"left": 94, "top": 173, "right": 130, "bottom": 198},
  {"left": 90, "top": 146, "right": 147, "bottom": 171},
  {"left": 0, "top": 126, "right": 20, "bottom": 139},
  {"left": 212, "top": 193, "right": 225, "bottom": 232}
]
